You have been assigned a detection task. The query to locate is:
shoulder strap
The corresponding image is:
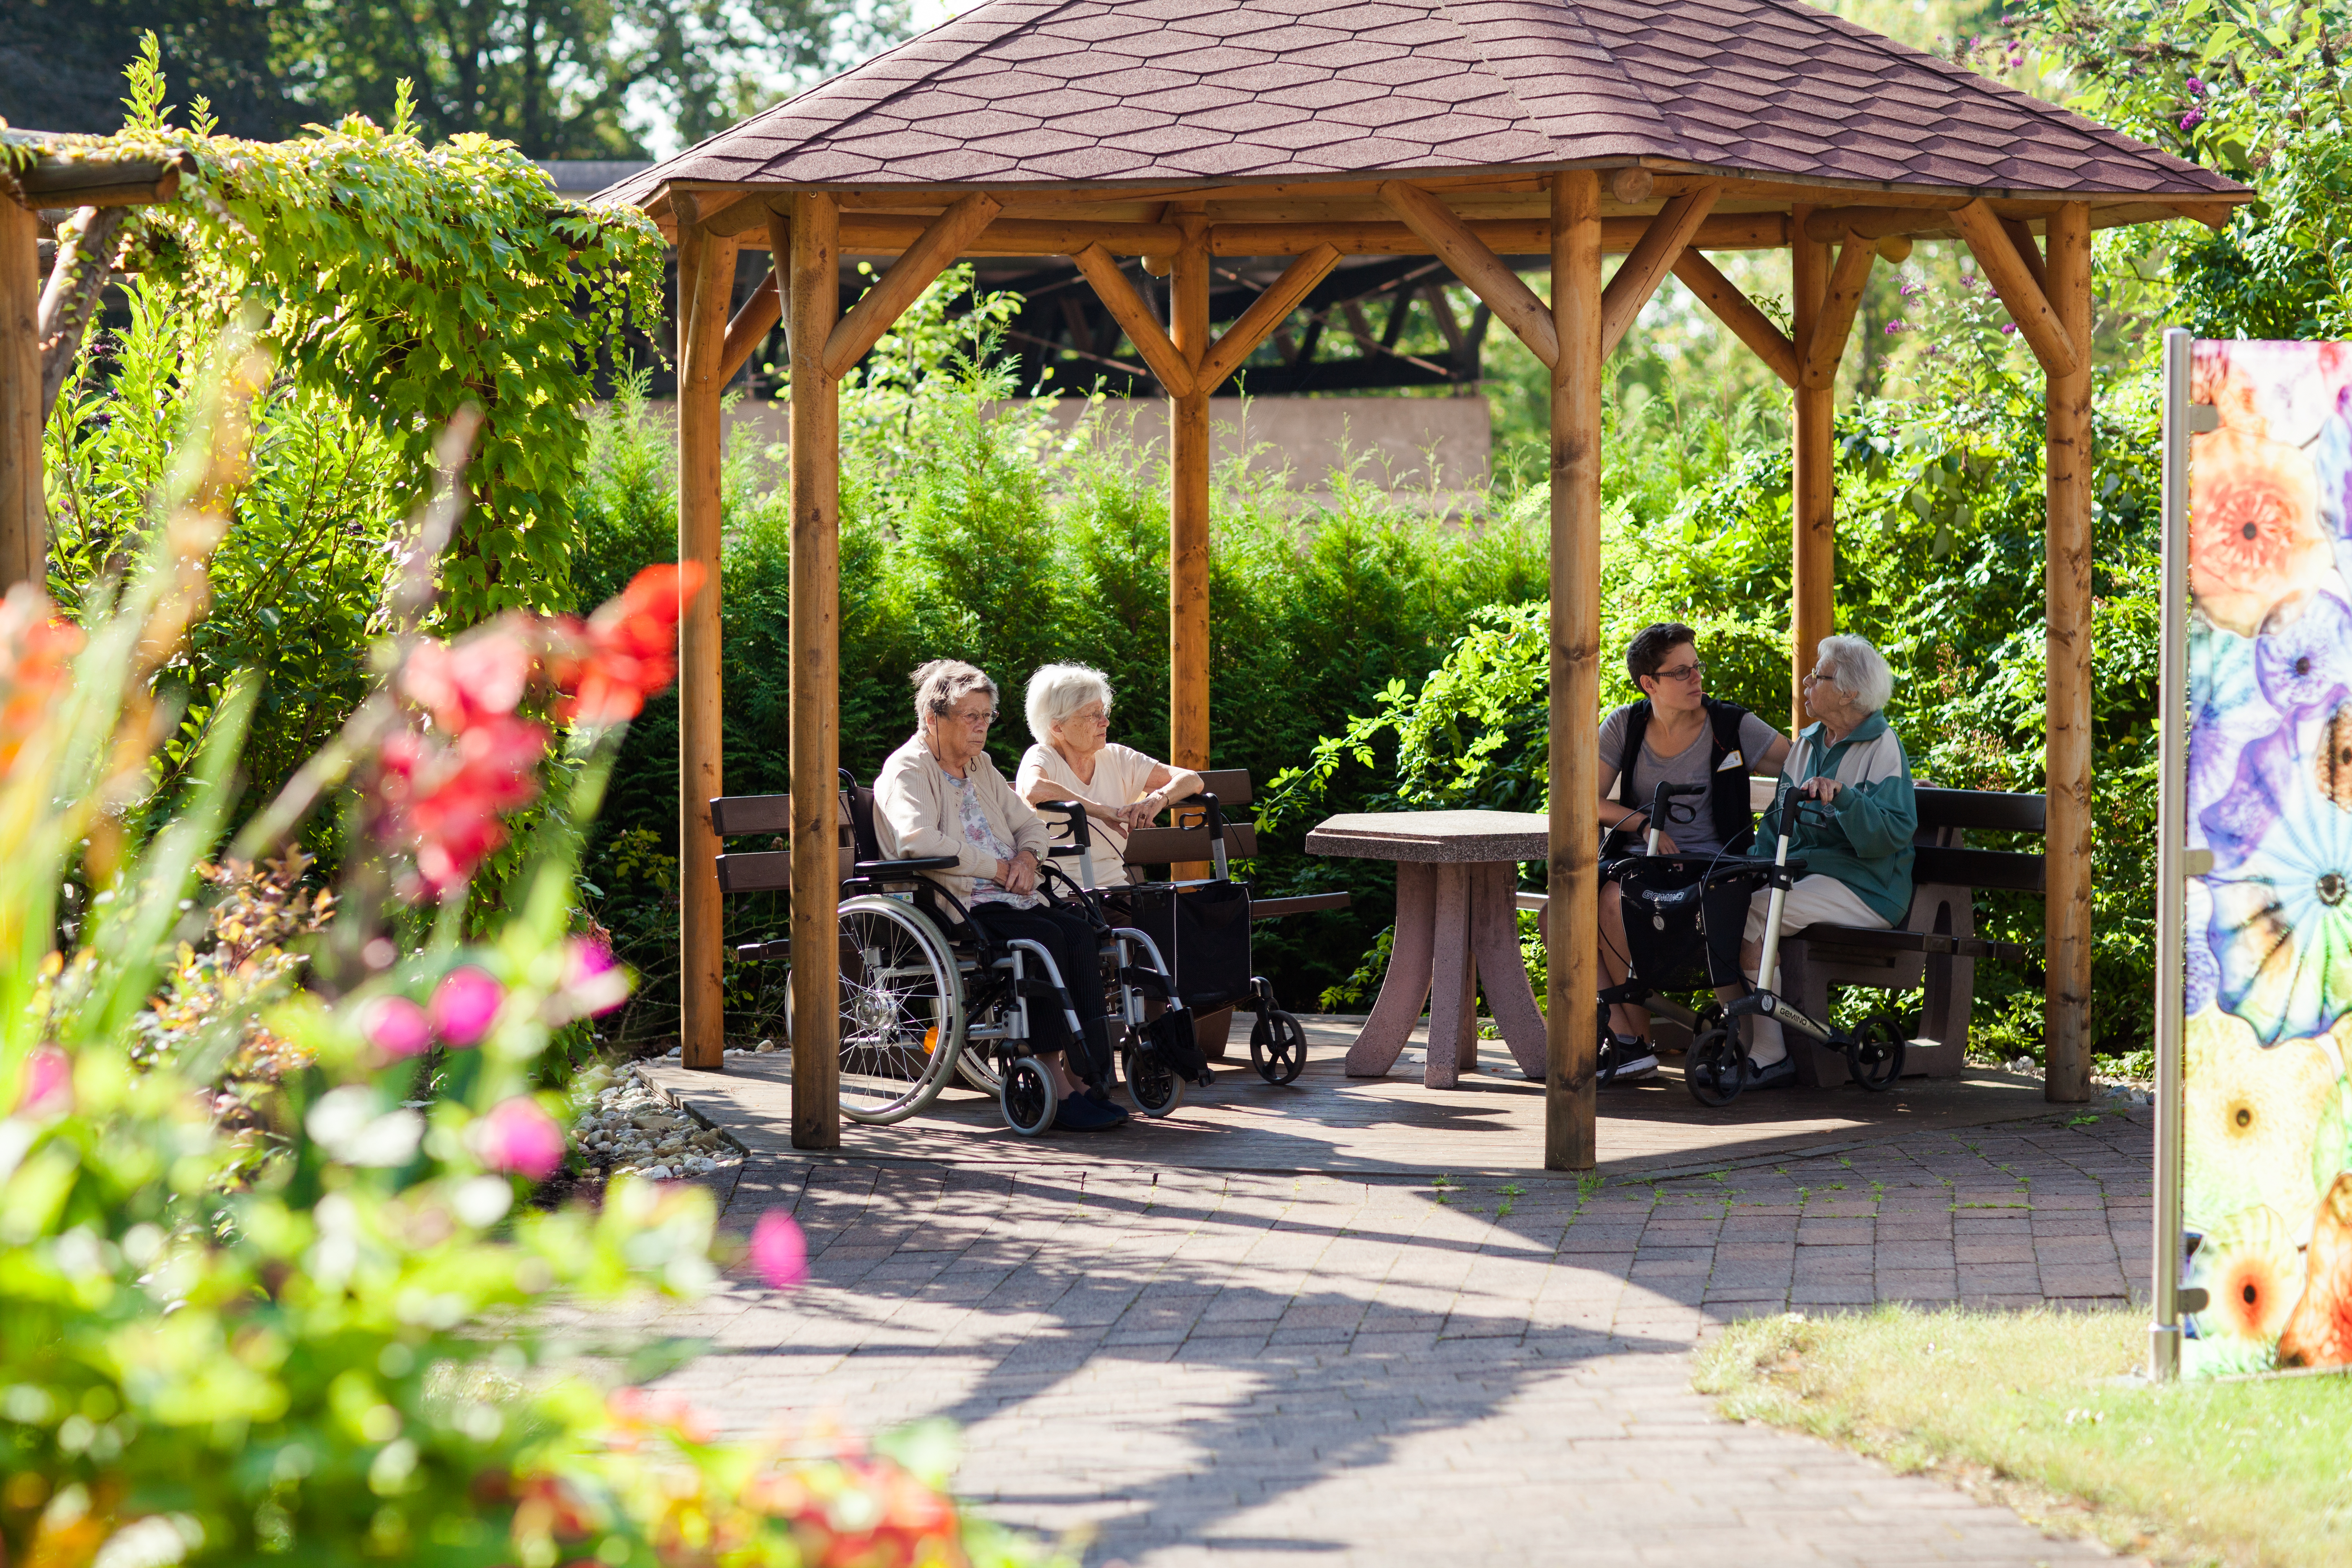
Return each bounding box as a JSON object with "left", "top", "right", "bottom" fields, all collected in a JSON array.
[
  {"left": 1700, "top": 698, "right": 1758, "bottom": 852},
  {"left": 1617, "top": 701, "right": 1652, "bottom": 808}
]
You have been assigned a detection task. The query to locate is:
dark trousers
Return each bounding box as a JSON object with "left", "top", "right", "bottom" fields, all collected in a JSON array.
[{"left": 970, "top": 900, "right": 1114, "bottom": 1086}]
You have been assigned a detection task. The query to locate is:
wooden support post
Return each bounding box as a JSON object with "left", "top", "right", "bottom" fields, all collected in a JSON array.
[
  {"left": 1790, "top": 208, "right": 1835, "bottom": 733},
  {"left": 1672, "top": 250, "right": 1797, "bottom": 387},
  {"left": 676, "top": 208, "right": 737, "bottom": 1075},
  {"left": 2044, "top": 200, "right": 2094, "bottom": 1105},
  {"left": 0, "top": 197, "right": 41, "bottom": 591},
  {"left": 1546, "top": 169, "right": 1604, "bottom": 1173},
  {"left": 1379, "top": 181, "right": 1559, "bottom": 369},
  {"left": 1799, "top": 240, "right": 1876, "bottom": 391},
  {"left": 787, "top": 193, "right": 843, "bottom": 1148},
  {"left": 1169, "top": 211, "right": 1211, "bottom": 774},
  {"left": 1598, "top": 182, "right": 1720, "bottom": 357}
]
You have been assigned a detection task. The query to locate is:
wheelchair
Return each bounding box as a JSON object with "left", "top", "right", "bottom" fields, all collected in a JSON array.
[
  {"left": 725, "top": 771, "right": 1207, "bottom": 1137},
  {"left": 1602, "top": 783, "right": 1906, "bottom": 1107}
]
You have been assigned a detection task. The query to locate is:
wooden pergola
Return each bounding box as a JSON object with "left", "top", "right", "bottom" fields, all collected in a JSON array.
[{"left": 599, "top": 0, "right": 2248, "bottom": 1168}]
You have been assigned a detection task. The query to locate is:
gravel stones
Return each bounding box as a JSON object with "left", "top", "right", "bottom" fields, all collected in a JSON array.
[{"left": 571, "top": 1072, "right": 742, "bottom": 1180}]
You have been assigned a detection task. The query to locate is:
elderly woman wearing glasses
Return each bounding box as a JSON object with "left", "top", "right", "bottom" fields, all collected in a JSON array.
[
  {"left": 1014, "top": 663, "right": 1204, "bottom": 887},
  {"left": 1594, "top": 622, "right": 1790, "bottom": 1081},
  {"left": 872, "top": 659, "right": 1128, "bottom": 1132},
  {"left": 1715, "top": 633, "right": 1919, "bottom": 1090}
]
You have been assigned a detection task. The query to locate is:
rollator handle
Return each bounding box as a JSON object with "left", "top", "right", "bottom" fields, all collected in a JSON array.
[{"left": 1644, "top": 781, "right": 1709, "bottom": 856}]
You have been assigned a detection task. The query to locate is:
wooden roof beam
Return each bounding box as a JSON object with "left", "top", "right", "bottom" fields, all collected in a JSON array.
[
  {"left": 1194, "top": 242, "right": 1342, "bottom": 391},
  {"left": 1799, "top": 235, "right": 1877, "bottom": 390},
  {"left": 1950, "top": 198, "right": 2079, "bottom": 377},
  {"left": 1377, "top": 181, "right": 1557, "bottom": 369},
  {"left": 1599, "top": 181, "right": 1720, "bottom": 356},
  {"left": 1998, "top": 214, "right": 2048, "bottom": 293},
  {"left": 824, "top": 193, "right": 1002, "bottom": 378},
  {"left": 1671, "top": 248, "right": 1795, "bottom": 387},
  {"left": 1070, "top": 243, "right": 1194, "bottom": 395},
  {"left": 5, "top": 150, "right": 193, "bottom": 210}
]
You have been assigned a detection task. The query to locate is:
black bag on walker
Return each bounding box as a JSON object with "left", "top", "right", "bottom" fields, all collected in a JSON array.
[
  {"left": 1616, "top": 857, "right": 1752, "bottom": 992},
  {"left": 1123, "top": 881, "right": 1254, "bottom": 1014}
]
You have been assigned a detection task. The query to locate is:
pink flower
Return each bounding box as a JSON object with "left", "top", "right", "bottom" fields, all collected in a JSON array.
[
  {"left": 359, "top": 994, "right": 433, "bottom": 1060},
  {"left": 15, "top": 1046, "right": 71, "bottom": 1117},
  {"left": 2182, "top": 108, "right": 2205, "bottom": 131},
  {"left": 430, "top": 966, "right": 504, "bottom": 1047},
  {"left": 2001, "top": 322, "right": 2018, "bottom": 334},
  {"left": 401, "top": 620, "right": 536, "bottom": 733},
  {"left": 749, "top": 1210, "right": 808, "bottom": 1289},
  {"left": 473, "top": 1096, "right": 566, "bottom": 1181},
  {"left": 554, "top": 936, "right": 632, "bottom": 1020}
]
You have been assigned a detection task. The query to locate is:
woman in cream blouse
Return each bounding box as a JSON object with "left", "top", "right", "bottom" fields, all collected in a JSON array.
[{"left": 1014, "top": 663, "right": 1203, "bottom": 887}]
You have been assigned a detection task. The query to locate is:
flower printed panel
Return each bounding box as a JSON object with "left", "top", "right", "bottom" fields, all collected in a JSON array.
[{"left": 2183, "top": 339, "right": 2352, "bottom": 1376}]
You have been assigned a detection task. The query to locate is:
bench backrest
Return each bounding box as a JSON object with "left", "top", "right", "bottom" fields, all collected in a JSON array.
[{"left": 708, "top": 792, "right": 853, "bottom": 893}]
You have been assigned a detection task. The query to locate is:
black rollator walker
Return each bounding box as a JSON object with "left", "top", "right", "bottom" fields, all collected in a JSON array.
[{"left": 1602, "top": 782, "right": 1906, "bottom": 1106}]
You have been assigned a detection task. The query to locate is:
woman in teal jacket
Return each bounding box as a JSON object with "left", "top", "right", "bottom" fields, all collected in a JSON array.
[{"left": 1720, "top": 634, "right": 1917, "bottom": 1089}]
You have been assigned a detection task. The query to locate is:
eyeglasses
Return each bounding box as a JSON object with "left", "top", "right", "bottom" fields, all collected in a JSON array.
[
  {"left": 1649, "top": 660, "right": 1705, "bottom": 684},
  {"left": 1069, "top": 706, "right": 1110, "bottom": 726},
  {"left": 950, "top": 707, "right": 998, "bottom": 727}
]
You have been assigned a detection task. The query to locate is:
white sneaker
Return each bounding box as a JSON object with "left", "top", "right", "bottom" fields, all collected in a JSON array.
[{"left": 1604, "top": 1037, "right": 1659, "bottom": 1082}]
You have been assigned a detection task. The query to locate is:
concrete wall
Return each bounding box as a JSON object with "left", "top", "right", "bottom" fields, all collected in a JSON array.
[{"left": 624, "top": 395, "right": 1491, "bottom": 508}]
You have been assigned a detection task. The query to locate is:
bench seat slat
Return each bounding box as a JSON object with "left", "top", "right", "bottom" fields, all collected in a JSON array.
[
  {"left": 1792, "top": 922, "right": 2032, "bottom": 964},
  {"left": 716, "top": 851, "right": 794, "bottom": 893},
  {"left": 1251, "top": 892, "right": 1352, "bottom": 919}
]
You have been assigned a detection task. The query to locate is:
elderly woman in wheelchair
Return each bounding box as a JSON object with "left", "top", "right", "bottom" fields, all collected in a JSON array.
[{"left": 848, "top": 658, "right": 1199, "bottom": 1136}]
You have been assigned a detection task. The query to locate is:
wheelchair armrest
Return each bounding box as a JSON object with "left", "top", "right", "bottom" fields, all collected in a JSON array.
[{"left": 854, "top": 856, "right": 960, "bottom": 877}]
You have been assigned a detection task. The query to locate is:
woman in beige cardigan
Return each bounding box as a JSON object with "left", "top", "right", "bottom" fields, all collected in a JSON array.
[{"left": 872, "top": 659, "right": 1126, "bottom": 1132}]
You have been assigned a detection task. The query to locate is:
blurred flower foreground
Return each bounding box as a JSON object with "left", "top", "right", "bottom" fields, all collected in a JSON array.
[{"left": 0, "top": 352, "right": 1057, "bottom": 1568}]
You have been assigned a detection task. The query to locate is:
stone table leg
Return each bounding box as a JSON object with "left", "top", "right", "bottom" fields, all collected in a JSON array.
[
  {"left": 1345, "top": 860, "right": 1434, "bottom": 1077},
  {"left": 1470, "top": 861, "right": 1549, "bottom": 1078},
  {"left": 1423, "top": 863, "right": 1478, "bottom": 1088}
]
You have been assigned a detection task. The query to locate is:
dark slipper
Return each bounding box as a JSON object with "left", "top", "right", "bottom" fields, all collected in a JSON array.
[{"left": 1744, "top": 1055, "right": 1798, "bottom": 1090}]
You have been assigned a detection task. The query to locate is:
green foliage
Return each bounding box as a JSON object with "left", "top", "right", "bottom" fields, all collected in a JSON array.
[{"left": 54, "top": 38, "right": 665, "bottom": 631}]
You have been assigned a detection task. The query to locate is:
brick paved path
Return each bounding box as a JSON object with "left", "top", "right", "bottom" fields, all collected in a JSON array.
[{"left": 639, "top": 1104, "right": 2154, "bottom": 1566}]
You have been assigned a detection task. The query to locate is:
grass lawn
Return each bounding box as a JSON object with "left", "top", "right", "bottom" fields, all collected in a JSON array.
[{"left": 1694, "top": 1306, "right": 2352, "bottom": 1568}]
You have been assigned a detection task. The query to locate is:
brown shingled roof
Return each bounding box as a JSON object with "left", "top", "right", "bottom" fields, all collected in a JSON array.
[{"left": 600, "top": 0, "right": 2240, "bottom": 206}]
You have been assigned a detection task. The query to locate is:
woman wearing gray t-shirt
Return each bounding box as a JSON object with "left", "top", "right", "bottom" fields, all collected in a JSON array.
[{"left": 1593, "top": 623, "right": 1790, "bottom": 1080}]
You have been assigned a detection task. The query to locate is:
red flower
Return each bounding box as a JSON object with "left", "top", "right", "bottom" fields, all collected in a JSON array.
[
  {"left": 379, "top": 714, "right": 549, "bottom": 895},
  {"left": 552, "top": 562, "right": 706, "bottom": 728}
]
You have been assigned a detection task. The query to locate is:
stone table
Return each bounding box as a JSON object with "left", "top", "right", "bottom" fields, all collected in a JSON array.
[{"left": 1305, "top": 810, "right": 1547, "bottom": 1088}]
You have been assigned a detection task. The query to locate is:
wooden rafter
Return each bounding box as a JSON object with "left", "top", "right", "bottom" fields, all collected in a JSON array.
[
  {"left": 1070, "top": 243, "right": 1194, "bottom": 395},
  {"left": 1671, "top": 249, "right": 1796, "bottom": 387},
  {"left": 718, "top": 266, "right": 782, "bottom": 385},
  {"left": 823, "top": 193, "right": 1003, "bottom": 377},
  {"left": 1798, "top": 236, "right": 1877, "bottom": 390},
  {"left": 1378, "top": 181, "right": 1559, "bottom": 369},
  {"left": 1998, "top": 214, "right": 2048, "bottom": 293},
  {"left": 1950, "top": 198, "right": 2080, "bottom": 377},
  {"left": 1599, "top": 181, "right": 1721, "bottom": 356}
]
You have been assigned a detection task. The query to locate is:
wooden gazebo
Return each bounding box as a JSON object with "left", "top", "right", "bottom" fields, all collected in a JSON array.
[{"left": 598, "top": 0, "right": 2247, "bottom": 1168}]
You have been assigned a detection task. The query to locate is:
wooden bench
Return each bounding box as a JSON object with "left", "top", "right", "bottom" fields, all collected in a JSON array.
[{"left": 1775, "top": 784, "right": 2042, "bottom": 1086}]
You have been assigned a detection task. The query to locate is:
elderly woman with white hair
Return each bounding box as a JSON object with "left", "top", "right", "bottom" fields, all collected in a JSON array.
[
  {"left": 872, "top": 658, "right": 1129, "bottom": 1132},
  {"left": 1014, "top": 663, "right": 1203, "bottom": 887},
  {"left": 1715, "top": 634, "right": 1919, "bottom": 1090}
]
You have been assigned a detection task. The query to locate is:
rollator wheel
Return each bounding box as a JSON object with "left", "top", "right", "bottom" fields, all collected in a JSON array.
[
  {"left": 1250, "top": 1008, "right": 1308, "bottom": 1085},
  {"left": 1685, "top": 1026, "right": 1748, "bottom": 1108},
  {"left": 1847, "top": 1013, "right": 1906, "bottom": 1092},
  {"left": 1001, "top": 1056, "right": 1058, "bottom": 1136},
  {"left": 1121, "top": 1042, "right": 1186, "bottom": 1117}
]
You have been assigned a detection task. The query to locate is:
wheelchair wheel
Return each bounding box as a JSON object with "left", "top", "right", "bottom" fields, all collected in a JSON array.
[
  {"left": 834, "top": 895, "right": 966, "bottom": 1125},
  {"left": 1847, "top": 1013, "right": 1906, "bottom": 1092},
  {"left": 1001, "top": 1056, "right": 1058, "bottom": 1135},
  {"left": 1686, "top": 1026, "right": 1748, "bottom": 1108},
  {"left": 1121, "top": 1042, "right": 1186, "bottom": 1117},
  {"left": 1249, "top": 1008, "right": 1308, "bottom": 1085}
]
